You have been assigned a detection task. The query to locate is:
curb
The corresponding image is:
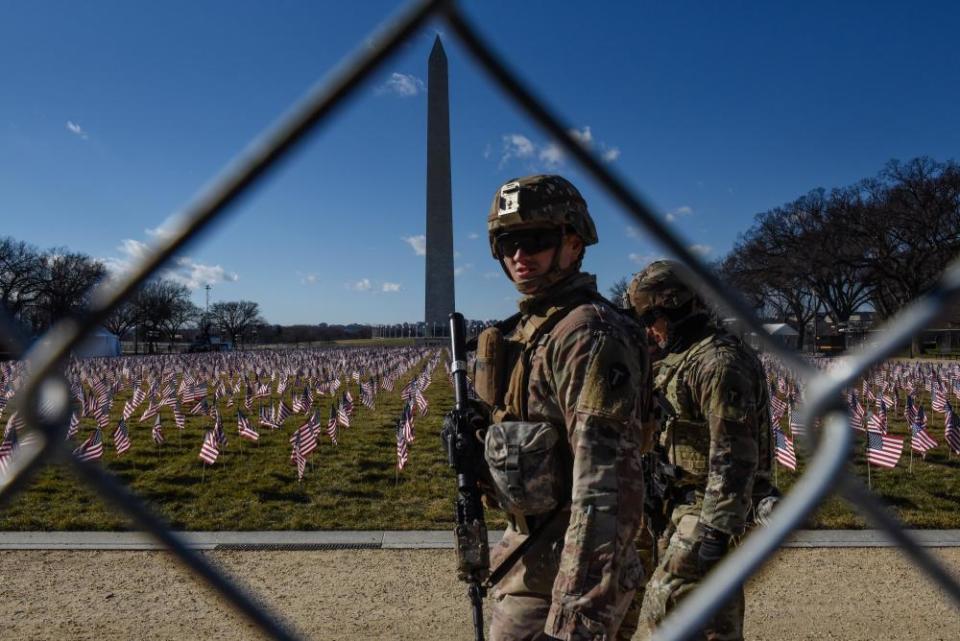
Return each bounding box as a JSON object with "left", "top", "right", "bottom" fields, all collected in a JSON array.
[{"left": 1, "top": 530, "right": 959, "bottom": 550}]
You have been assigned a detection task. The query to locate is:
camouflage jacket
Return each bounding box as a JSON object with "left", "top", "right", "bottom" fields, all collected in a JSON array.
[
  {"left": 489, "top": 272, "right": 651, "bottom": 641},
  {"left": 653, "top": 321, "right": 773, "bottom": 536}
]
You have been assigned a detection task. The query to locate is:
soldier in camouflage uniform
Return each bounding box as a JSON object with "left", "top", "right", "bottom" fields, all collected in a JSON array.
[
  {"left": 474, "top": 175, "right": 653, "bottom": 641},
  {"left": 619, "top": 260, "right": 774, "bottom": 641}
]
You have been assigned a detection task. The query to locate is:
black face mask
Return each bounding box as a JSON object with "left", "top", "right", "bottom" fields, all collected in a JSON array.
[{"left": 494, "top": 229, "right": 562, "bottom": 258}]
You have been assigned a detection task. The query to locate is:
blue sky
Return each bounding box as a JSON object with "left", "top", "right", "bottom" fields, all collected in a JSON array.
[{"left": 2, "top": 1, "right": 958, "bottom": 325}]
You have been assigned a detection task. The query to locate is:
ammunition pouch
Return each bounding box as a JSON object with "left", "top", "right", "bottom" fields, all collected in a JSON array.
[
  {"left": 474, "top": 327, "right": 505, "bottom": 408},
  {"left": 484, "top": 421, "right": 563, "bottom": 516}
]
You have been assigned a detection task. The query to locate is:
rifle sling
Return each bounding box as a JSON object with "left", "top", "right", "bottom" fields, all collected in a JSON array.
[{"left": 484, "top": 502, "right": 568, "bottom": 590}]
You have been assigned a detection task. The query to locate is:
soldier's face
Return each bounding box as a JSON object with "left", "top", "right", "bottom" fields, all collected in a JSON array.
[
  {"left": 647, "top": 316, "right": 670, "bottom": 349},
  {"left": 502, "top": 233, "right": 583, "bottom": 285}
]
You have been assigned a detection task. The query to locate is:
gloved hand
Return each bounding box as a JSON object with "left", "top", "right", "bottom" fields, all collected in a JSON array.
[{"left": 697, "top": 526, "right": 730, "bottom": 574}]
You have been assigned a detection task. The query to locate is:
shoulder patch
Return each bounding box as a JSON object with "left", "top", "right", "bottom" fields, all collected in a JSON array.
[{"left": 576, "top": 334, "right": 639, "bottom": 421}]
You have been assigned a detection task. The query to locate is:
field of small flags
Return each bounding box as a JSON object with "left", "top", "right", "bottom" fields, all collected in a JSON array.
[
  {"left": 765, "top": 357, "right": 960, "bottom": 528},
  {"left": 1, "top": 347, "right": 959, "bottom": 530},
  {"left": 0, "top": 346, "right": 509, "bottom": 531}
]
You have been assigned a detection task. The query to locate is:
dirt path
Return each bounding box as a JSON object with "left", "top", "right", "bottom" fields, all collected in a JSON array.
[{"left": 1, "top": 548, "right": 958, "bottom": 640}]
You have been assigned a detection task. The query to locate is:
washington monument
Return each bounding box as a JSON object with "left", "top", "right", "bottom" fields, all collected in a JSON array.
[{"left": 424, "top": 36, "right": 455, "bottom": 337}]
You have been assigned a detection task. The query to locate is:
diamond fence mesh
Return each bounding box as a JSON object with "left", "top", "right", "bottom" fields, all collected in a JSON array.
[{"left": 1, "top": 1, "right": 958, "bottom": 640}]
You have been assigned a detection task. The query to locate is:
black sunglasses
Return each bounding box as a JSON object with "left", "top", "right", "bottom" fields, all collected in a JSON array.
[
  {"left": 495, "top": 230, "right": 561, "bottom": 258},
  {"left": 637, "top": 308, "right": 664, "bottom": 327}
]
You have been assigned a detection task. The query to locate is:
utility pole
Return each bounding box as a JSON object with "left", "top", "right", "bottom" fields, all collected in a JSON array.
[{"left": 205, "top": 284, "right": 211, "bottom": 313}]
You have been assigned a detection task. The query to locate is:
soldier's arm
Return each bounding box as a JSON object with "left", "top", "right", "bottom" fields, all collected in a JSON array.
[
  {"left": 544, "top": 324, "right": 646, "bottom": 641},
  {"left": 696, "top": 358, "right": 760, "bottom": 536}
]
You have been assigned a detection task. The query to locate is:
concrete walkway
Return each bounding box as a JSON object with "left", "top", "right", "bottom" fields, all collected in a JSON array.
[{"left": 1, "top": 529, "right": 959, "bottom": 550}]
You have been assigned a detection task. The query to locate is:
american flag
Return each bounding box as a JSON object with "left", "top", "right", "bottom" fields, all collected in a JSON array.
[
  {"left": 866, "top": 410, "right": 887, "bottom": 434},
  {"left": 113, "top": 419, "right": 132, "bottom": 455},
  {"left": 275, "top": 399, "right": 292, "bottom": 425},
  {"left": 866, "top": 431, "right": 903, "bottom": 468},
  {"left": 910, "top": 422, "right": 937, "bottom": 455},
  {"left": 152, "top": 414, "right": 164, "bottom": 446},
  {"left": 290, "top": 420, "right": 317, "bottom": 460},
  {"left": 788, "top": 405, "right": 805, "bottom": 440},
  {"left": 773, "top": 426, "right": 797, "bottom": 471},
  {"left": 849, "top": 400, "right": 865, "bottom": 431},
  {"left": 213, "top": 410, "right": 227, "bottom": 448},
  {"left": 238, "top": 410, "right": 259, "bottom": 442},
  {"left": 932, "top": 386, "right": 948, "bottom": 413},
  {"left": 402, "top": 402, "right": 415, "bottom": 443},
  {"left": 139, "top": 401, "right": 159, "bottom": 423},
  {"left": 199, "top": 429, "right": 219, "bottom": 465},
  {"left": 326, "top": 404, "right": 338, "bottom": 445},
  {"left": 337, "top": 399, "right": 350, "bottom": 428},
  {"left": 73, "top": 429, "right": 104, "bottom": 462},
  {"left": 769, "top": 395, "right": 787, "bottom": 424},
  {"left": 905, "top": 394, "right": 918, "bottom": 423},
  {"left": 396, "top": 420, "right": 409, "bottom": 471},
  {"left": 67, "top": 412, "right": 80, "bottom": 440},
  {"left": 292, "top": 427, "right": 307, "bottom": 481},
  {"left": 415, "top": 387, "right": 429, "bottom": 416},
  {"left": 173, "top": 402, "right": 186, "bottom": 430},
  {"left": 342, "top": 391, "right": 354, "bottom": 416},
  {"left": 0, "top": 426, "right": 19, "bottom": 474},
  {"left": 946, "top": 406, "right": 960, "bottom": 454}
]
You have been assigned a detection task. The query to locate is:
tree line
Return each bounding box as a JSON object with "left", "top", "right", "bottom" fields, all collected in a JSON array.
[
  {"left": 606, "top": 157, "right": 959, "bottom": 352},
  {"left": 0, "top": 236, "right": 265, "bottom": 353},
  {"left": 718, "top": 157, "right": 959, "bottom": 348}
]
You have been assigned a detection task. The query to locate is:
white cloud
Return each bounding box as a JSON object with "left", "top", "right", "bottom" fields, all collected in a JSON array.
[
  {"left": 626, "top": 226, "right": 641, "bottom": 239},
  {"left": 169, "top": 257, "right": 239, "bottom": 290},
  {"left": 569, "top": 126, "right": 593, "bottom": 145},
  {"left": 403, "top": 234, "right": 426, "bottom": 256},
  {"left": 382, "top": 282, "right": 401, "bottom": 292},
  {"left": 377, "top": 72, "right": 425, "bottom": 97},
  {"left": 538, "top": 143, "right": 564, "bottom": 167},
  {"left": 665, "top": 205, "right": 694, "bottom": 223},
  {"left": 101, "top": 239, "right": 238, "bottom": 290},
  {"left": 496, "top": 125, "right": 620, "bottom": 170},
  {"left": 349, "top": 278, "right": 372, "bottom": 292},
  {"left": 66, "top": 120, "right": 88, "bottom": 140},
  {"left": 483, "top": 271, "right": 501, "bottom": 279},
  {"left": 500, "top": 134, "right": 535, "bottom": 167},
  {"left": 629, "top": 251, "right": 663, "bottom": 266},
  {"left": 301, "top": 273, "right": 318, "bottom": 285},
  {"left": 688, "top": 244, "right": 713, "bottom": 257},
  {"left": 468, "top": 232, "right": 480, "bottom": 240},
  {"left": 454, "top": 263, "right": 473, "bottom": 277}
]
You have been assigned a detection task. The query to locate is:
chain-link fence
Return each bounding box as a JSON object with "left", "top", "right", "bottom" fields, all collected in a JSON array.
[{"left": 1, "top": 1, "right": 958, "bottom": 639}]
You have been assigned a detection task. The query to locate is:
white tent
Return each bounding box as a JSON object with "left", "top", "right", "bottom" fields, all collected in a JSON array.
[
  {"left": 762, "top": 323, "right": 800, "bottom": 349},
  {"left": 73, "top": 327, "right": 121, "bottom": 359}
]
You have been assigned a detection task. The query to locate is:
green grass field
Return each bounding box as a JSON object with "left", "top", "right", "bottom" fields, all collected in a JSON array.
[{"left": 1, "top": 354, "right": 957, "bottom": 531}]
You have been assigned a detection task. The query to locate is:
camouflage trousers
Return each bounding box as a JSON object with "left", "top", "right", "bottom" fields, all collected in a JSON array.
[
  {"left": 489, "top": 591, "right": 637, "bottom": 641},
  {"left": 618, "top": 501, "right": 744, "bottom": 641}
]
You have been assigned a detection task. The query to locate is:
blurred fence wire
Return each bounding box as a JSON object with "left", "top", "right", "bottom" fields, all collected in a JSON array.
[{"left": 1, "top": 1, "right": 958, "bottom": 639}]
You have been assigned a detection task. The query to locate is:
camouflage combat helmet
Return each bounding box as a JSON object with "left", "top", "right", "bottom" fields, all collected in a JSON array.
[
  {"left": 628, "top": 259, "right": 702, "bottom": 316},
  {"left": 487, "top": 174, "right": 598, "bottom": 258}
]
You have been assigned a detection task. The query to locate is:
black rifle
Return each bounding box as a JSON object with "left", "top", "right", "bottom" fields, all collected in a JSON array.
[
  {"left": 644, "top": 392, "right": 679, "bottom": 538},
  {"left": 442, "top": 312, "right": 490, "bottom": 641}
]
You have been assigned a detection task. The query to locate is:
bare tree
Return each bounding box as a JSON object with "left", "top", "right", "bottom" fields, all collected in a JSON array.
[
  {"left": 608, "top": 276, "right": 631, "bottom": 307},
  {"left": 0, "top": 237, "right": 44, "bottom": 321},
  {"left": 209, "top": 300, "right": 265, "bottom": 348},
  {"left": 103, "top": 299, "right": 138, "bottom": 341},
  {"left": 30, "top": 251, "right": 106, "bottom": 332},
  {"left": 131, "top": 279, "right": 192, "bottom": 353}
]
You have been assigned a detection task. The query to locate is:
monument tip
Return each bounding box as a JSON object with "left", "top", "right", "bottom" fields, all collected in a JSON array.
[{"left": 430, "top": 34, "right": 446, "bottom": 59}]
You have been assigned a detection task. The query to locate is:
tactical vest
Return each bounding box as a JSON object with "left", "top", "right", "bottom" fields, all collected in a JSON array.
[
  {"left": 655, "top": 331, "right": 773, "bottom": 493},
  {"left": 656, "top": 334, "right": 716, "bottom": 481},
  {"left": 477, "top": 289, "right": 606, "bottom": 422}
]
